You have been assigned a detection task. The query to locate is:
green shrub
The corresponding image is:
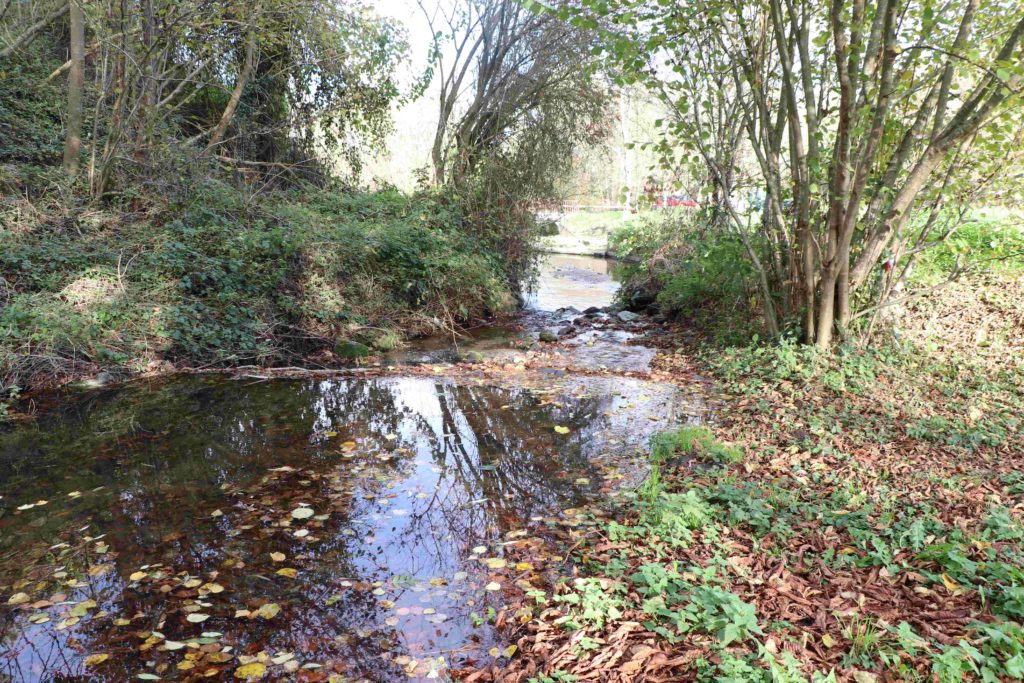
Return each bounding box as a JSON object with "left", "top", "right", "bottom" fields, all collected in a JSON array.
[{"left": 0, "top": 181, "right": 513, "bottom": 393}]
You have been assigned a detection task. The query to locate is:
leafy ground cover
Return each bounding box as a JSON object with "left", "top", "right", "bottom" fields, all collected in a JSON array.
[
  {"left": 478, "top": 314, "right": 1024, "bottom": 681},
  {"left": 0, "top": 170, "right": 515, "bottom": 405}
]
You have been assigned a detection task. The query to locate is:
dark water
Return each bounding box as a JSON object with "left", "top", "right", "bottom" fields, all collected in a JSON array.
[{"left": 0, "top": 373, "right": 693, "bottom": 681}]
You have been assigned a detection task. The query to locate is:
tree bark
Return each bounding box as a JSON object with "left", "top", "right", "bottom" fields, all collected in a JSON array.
[
  {"left": 63, "top": 0, "right": 85, "bottom": 176},
  {"left": 204, "top": 24, "right": 257, "bottom": 154}
]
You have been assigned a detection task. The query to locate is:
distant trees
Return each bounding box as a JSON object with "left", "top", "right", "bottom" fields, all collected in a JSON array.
[
  {"left": 572, "top": 0, "right": 1024, "bottom": 346},
  {"left": 418, "top": 0, "right": 609, "bottom": 287},
  {"left": 0, "top": 0, "right": 406, "bottom": 192}
]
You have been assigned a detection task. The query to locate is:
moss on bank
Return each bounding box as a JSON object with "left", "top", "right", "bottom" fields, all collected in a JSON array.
[{"left": 0, "top": 175, "right": 516, "bottom": 401}]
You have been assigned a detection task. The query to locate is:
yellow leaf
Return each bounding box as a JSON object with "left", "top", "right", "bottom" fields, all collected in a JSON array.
[
  {"left": 484, "top": 558, "right": 507, "bottom": 569},
  {"left": 941, "top": 573, "right": 962, "bottom": 594},
  {"left": 822, "top": 634, "right": 836, "bottom": 648},
  {"left": 256, "top": 603, "right": 280, "bottom": 619},
  {"left": 234, "top": 662, "right": 267, "bottom": 679},
  {"left": 553, "top": 426, "right": 570, "bottom": 434},
  {"left": 276, "top": 567, "right": 297, "bottom": 578},
  {"left": 202, "top": 583, "right": 225, "bottom": 594},
  {"left": 7, "top": 592, "right": 30, "bottom": 605},
  {"left": 269, "top": 552, "right": 286, "bottom": 562},
  {"left": 129, "top": 571, "right": 147, "bottom": 582},
  {"left": 84, "top": 653, "right": 110, "bottom": 667}
]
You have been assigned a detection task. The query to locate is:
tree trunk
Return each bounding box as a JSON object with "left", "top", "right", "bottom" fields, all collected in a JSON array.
[
  {"left": 619, "top": 89, "right": 633, "bottom": 218},
  {"left": 63, "top": 0, "right": 84, "bottom": 176},
  {"left": 204, "top": 25, "right": 257, "bottom": 154}
]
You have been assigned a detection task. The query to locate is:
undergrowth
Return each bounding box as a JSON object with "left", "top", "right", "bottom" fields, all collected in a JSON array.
[{"left": 0, "top": 172, "right": 514, "bottom": 400}]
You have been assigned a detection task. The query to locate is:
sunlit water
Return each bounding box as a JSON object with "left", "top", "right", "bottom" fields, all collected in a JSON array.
[
  {"left": 0, "top": 369, "right": 700, "bottom": 681},
  {"left": 0, "top": 254, "right": 700, "bottom": 681}
]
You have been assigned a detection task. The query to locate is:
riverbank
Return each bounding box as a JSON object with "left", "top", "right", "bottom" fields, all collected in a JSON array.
[
  {"left": 0, "top": 259, "right": 710, "bottom": 682},
  {"left": 0, "top": 177, "right": 520, "bottom": 411},
  {"left": 483, "top": 321, "right": 1024, "bottom": 682}
]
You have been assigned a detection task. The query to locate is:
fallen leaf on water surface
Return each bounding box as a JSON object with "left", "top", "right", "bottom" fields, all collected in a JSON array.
[
  {"left": 55, "top": 616, "right": 80, "bottom": 630},
  {"left": 129, "top": 571, "right": 147, "bottom": 581},
  {"left": 7, "top": 592, "right": 30, "bottom": 605},
  {"left": 211, "top": 509, "right": 223, "bottom": 518},
  {"left": 137, "top": 674, "right": 161, "bottom": 680},
  {"left": 276, "top": 568, "right": 297, "bottom": 578},
  {"left": 385, "top": 616, "right": 399, "bottom": 626},
  {"left": 484, "top": 582, "right": 501, "bottom": 591},
  {"left": 429, "top": 577, "right": 448, "bottom": 587},
  {"left": 290, "top": 507, "right": 314, "bottom": 520},
  {"left": 84, "top": 654, "right": 110, "bottom": 667},
  {"left": 69, "top": 599, "right": 97, "bottom": 617},
  {"left": 202, "top": 582, "right": 225, "bottom": 594},
  {"left": 164, "top": 641, "right": 186, "bottom": 651},
  {"left": 183, "top": 578, "right": 203, "bottom": 588},
  {"left": 484, "top": 558, "right": 507, "bottom": 569},
  {"left": 256, "top": 603, "right": 281, "bottom": 619},
  {"left": 269, "top": 552, "right": 286, "bottom": 562},
  {"left": 234, "top": 662, "right": 267, "bottom": 680},
  {"left": 553, "top": 426, "right": 570, "bottom": 434},
  {"left": 186, "top": 613, "right": 210, "bottom": 623}
]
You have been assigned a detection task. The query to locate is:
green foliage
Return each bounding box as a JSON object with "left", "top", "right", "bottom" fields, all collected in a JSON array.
[
  {"left": 0, "top": 40, "right": 65, "bottom": 164},
  {"left": 610, "top": 213, "right": 762, "bottom": 342},
  {"left": 0, "top": 180, "right": 512, "bottom": 392},
  {"left": 652, "top": 426, "right": 744, "bottom": 465}
]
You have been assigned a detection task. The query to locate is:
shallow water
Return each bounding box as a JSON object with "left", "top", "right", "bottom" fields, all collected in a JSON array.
[
  {"left": 385, "top": 254, "right": 634, "bottom": 369},
  {"left": 526, "top": 254, "right": 621, "bottom": 312},
  {"left": 0, "top": 372, "right": 695, "bottom": 681}
]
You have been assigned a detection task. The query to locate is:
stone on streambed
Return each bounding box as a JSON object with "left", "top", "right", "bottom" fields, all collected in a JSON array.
[
  {"left": 458, "top": 350, "right": 486, "bottom": 363},
  {"left": 538, "top": 330, "right": 558, "bottom": 343},
  {"left": 557, "top": 326, "right": 575, "bottom": 337},
  {"left": 334, "top": 340, "right": 373, "bottom": 359},
  {"left": 617, "top": 310, "right": 640, "bottom": 322}
]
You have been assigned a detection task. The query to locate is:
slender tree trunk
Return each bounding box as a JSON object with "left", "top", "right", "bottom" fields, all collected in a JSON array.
[
  {"left": 63, "top": 0, "right": 84, "bottom": 176},
  {"left": 619, "top": 89, "right": 633, "bottom": 218},
  {"left": 204, "top": 24, "right": 257, "bottom": 154}
]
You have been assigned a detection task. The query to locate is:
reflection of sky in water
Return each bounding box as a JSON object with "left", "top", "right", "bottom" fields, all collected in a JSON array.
[
  {"left": 526, "top": 254, "right": 620, "bottom": 311},
  {"left": 0, "top": 373, "right": 692, "bottom": 681}
]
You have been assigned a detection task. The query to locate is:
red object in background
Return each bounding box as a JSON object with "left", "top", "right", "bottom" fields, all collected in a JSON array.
[{"left": 654, "top": 195, "right": 697, "bottom": 208}]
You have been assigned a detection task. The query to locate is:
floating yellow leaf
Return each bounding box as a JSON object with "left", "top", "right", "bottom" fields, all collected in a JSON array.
[
  {"left": 484, "top": 558, "right": 507, "bottom": 569},
  {"left": 269, "top": 552, "right": 286, "bottom": 562},
  {"left": 69, "top": 599, "right": 97, "bottom": 617},
  {"left": 276, "top": 567, "right": 297, "bottom": 578},
  {"left": 202, "top": 583, "right": 225, "bottom": 594},
  {"left": 514, "top": 562, "right": 534, "bottom": 572},
  {"left": 7, "top": 592, "right": 30, "bottom": 605},
  {"left": 234, "top": 662, "right": 267, "bottom": 680},
  {"left": 484, "top": 582, "right": 501, "bottom": 591},
  {"left": 186, "top": 613, "right": 210, "bottom": 623},
  {"left": 129, "top": 571, "right": 147, "bottom": 582},
  {"left": 553, "top": 426, "right": 570, "bottom": 434},
  {"left": 83, "top": 653, "right": 110, "bottom": 667},
  {"left": 429, "top": 577, "right": 448, "bottom": 587},
  {"left": 291, "top": 507, "right": 314, "bottom": 520},
  {"left": 256, "top": 603, "right": 280, "bottom": 619}
]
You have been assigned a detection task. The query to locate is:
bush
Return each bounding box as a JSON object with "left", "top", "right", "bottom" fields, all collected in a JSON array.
[
  {"left": 0, "top": 179, "right": 514, "bottom": 394},
  {"left": 610, "top": 212, "right": 761, "bottom": 343}
]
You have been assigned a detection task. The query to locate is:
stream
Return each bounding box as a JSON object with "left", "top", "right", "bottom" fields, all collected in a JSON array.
[{"left": 0, "top": 255, "right": 707, "bottom": 682}]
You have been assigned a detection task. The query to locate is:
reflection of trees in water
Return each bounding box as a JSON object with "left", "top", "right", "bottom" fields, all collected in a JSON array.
[{"left": 0, "top": 374, "right": 644, "bottom": 680}]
